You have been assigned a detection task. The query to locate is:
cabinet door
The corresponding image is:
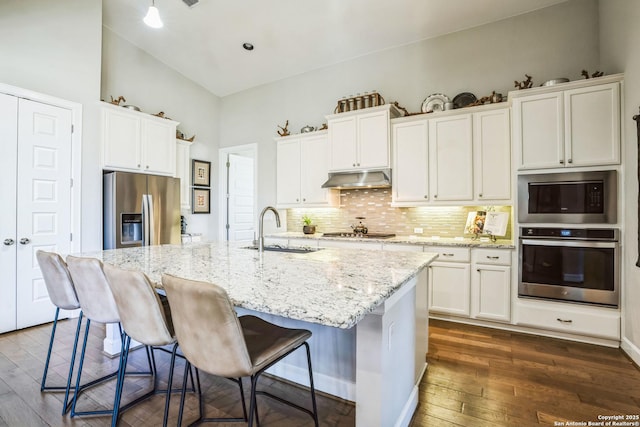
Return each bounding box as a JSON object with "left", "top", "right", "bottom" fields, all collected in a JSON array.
[
  {"left": 393, "top": 120, "right": 429, "bottom": 203},
  {"left": 474, "top": 109, "right": 511, "bottom": 201},
  {"left": 514, "top": 92, "right": 564, "bottom": 170},
  {"left": 0, "top": 93, "right": 17, "bottom": 333},
  {"left": 301, "top": 135, "right": 330, "bottom": 205},
  {"left": 176, "top": 140, "right": 191, "bottom": 210},
  {"left": 142, "top": 119, "right": 176, "bottom": 175},
  {"left": 564, "top": 82, "right": 620, "bottom": 167},
  {"left": 429, "top": 114, "right": 473, "bottom": 201},
  {"left": 328, "top": 116, "right": 357, "bottom": 171},
  {"left": 103, "top": 108, "right": 142, "bottom": 171},
  {"left": 428, "top": 262, "right": 470, "bottom": 316},
  {"left": 358, "top": 109, "right": 390, "bottom": 169},
  {"left": 471, "top": 265, "right": 511, "bottom": 322},
  {"left": 276, "top": 139, "right": 302, "bottom": 205}
]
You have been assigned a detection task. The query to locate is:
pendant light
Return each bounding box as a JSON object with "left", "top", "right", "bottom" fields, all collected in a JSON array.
[{"left": 143, "top": 0, "right": 163, "bottom": 28}]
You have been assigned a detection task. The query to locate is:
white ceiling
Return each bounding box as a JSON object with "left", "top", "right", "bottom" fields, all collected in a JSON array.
[{"left": 103, "top": 0, "right": 568, "bottom": 97}]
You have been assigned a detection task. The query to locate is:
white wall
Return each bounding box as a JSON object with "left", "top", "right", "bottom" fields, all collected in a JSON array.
[
  {"left": 599, "top": 0, "right": 640, "bottom": 359},
  {"left": 219, "top": 0, "right": 599, "bottom": 222},
  {"left": 101, "top": 28, "right": 221, "bottom": 241},
  {"left": 0, "top": 0, "right": 103, "bottom": 251}
]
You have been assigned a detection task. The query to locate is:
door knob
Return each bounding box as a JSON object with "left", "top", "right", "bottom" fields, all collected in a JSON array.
[
  {"left": 19, "top": 238, "right": 31, "bottom": 245},
  {"left": 3, "top": 238, "right": 15, "bottom": 246}
]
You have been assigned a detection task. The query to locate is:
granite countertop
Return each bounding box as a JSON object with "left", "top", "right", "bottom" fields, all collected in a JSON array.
[
  {"left": 268, "top": 232, "right": 515, "bottom": 249},
  {"left": 81, "top": 242, "right": 437, "bottom": 329}
]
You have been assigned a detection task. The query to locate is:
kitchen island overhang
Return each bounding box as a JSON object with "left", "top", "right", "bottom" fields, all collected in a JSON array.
[{"left": 83, "top": 243, "right": 437, "bottom": 427}]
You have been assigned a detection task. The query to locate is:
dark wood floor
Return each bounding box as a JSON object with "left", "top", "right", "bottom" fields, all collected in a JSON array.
[{"left": 0, "top": 318, "right": 638, "bottom": 426}]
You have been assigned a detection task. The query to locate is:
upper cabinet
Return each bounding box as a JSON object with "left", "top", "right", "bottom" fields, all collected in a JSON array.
[
  {"left": 392, "top": 104, "right": 511, "bottom": 206},
  {"left": 512, "top": 75, "right": 621, "bottom": 170},
  {"left": 326, "top": 104, "right": 401, "bottom": 172},
  {"left": 276, "top": 131, "right": 338, "bottom": 208},
  {"left": 102, "top": 102, "right": 179, "bottom": 176}
]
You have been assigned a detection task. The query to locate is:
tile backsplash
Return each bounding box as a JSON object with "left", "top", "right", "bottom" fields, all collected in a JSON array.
[{"left": 287, "top": 188, "right": 513, "bottom": 240}]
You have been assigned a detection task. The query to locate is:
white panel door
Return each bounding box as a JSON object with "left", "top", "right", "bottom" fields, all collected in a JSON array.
[
  {"left": 0, "top": 93, "right": 18, "bottom": 333},
  {"left": 276, "top": 139, "right": 301, "bottom": 205},
  {"left": 428, "top": 262, "right": 471, "bottom": 316},
  {"left": 328, "top": 116, "right": 357, "bottom": 171},
  {"left": 16, "top": 98, "right": 72, "bottom": 329},
  {"left": 357, "top": 110, "right": 389, "bottom": 169},
  {"left": 228, "top": 153, "right": 255, "bottom": 242},
  {"left": 103, "top": 108, "right": 141, "bottom": 171},
  {"left": 474, "top": 108, "right": 511, "bottom": 201}
]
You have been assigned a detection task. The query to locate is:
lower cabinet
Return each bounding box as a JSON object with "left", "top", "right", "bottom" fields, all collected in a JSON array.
[
  {"left": 427, "top": 247, "right": 471, "bottom": 317},
  {"left": 471, "top": 249, "right": 511, "bottom": 322}
]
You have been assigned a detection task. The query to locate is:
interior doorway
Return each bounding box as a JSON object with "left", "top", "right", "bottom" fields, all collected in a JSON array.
[{"left": 218, "top": 144, "right": 257, "bottom": 242}]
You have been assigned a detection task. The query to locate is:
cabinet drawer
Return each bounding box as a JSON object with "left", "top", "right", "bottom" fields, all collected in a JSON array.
[
  {"left": 472, "top": 249, "right": 511, "bottom": 266},
  {"left": 429, "top": 247, "right": 470, "bottom": 263},
  {"left": 515, "top": 302, "right": 620, "bottom": 340}
]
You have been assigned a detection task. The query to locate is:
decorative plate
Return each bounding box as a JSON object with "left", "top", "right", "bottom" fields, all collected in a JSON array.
[
  {"left": 452, "top": 92, "right": 477, "bottom": 109},
  {"left": 421, "top": 93, "right": 450, "bottom": 113}
]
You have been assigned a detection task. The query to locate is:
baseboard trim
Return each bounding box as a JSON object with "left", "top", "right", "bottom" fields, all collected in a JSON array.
[
  {"left": 266, "top": 361, "right": 356, "bottom": 402},
  {"left": 394, "top": 385, "right": 419, "bottom": 427},
  {"left": 621, "top": 336, "right": 640, "bottom": 367}
]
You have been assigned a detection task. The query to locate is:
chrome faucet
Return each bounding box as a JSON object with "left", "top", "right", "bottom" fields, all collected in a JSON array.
[{"left": 258, "top": 206, "right": 281, "bottom": 252}]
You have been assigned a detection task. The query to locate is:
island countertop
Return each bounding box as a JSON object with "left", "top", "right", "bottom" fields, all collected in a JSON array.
[{"left": 82, "top": 242, "right": 437, "bottom": 329}]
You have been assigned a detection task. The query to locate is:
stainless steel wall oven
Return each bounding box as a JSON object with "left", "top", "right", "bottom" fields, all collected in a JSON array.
[{"left": 519, "top": 227, "right": 619, "bottom": 307}]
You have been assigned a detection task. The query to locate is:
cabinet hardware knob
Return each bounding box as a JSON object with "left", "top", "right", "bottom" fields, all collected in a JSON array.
[
  {"left": 567, "top": 159, "right": 573, "bottom": 164},
  {"left": 477, "top": 269, "right": 481, "bottom": 272},
  {"left": 442, "top": 253, "right": 454, "bottom": 257},
  {"left": 559, "top": 160, "right": 564, "bottom": 164},
  {"left": 556, "top": 318, "right": 573, "bottom": 324},
  {"left": 424, "top": 195, "right": 428, "bottom": 199},
  {"left": 137, "top": 164, "right": 141, "bottom": 167},
  {"left": 479, "top": 193, "right": 483, "bottom": 198},
  {"left": 487, "top": 256, "right": 499, "bottom": 260},
  {"left": 3, "top": 238, "right": 15, "bottom": 246},
  {"left": 302, "top": 198, "right": 306, "bottom": 202},
  {"left": 19, "top": 238, "right": 31, "bottom": 245},
  {"left": 357, "top": 163, "right": 360, "bottom": 166},
  {"left": 296, "top": 198, "right": 299, "bottom": 202},
  {"left": 353, "top": 163, "right": 356, "bottom": 167},
  {"left": 434, "top": 194, "right": 438, "bottom": 198},
  {"left": 146, "top": 165, "right": 149, "bottom": 169}
]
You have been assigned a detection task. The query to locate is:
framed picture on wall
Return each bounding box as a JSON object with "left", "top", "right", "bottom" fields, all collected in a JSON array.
[
  {"left": 192, "top": 188, "right": 210, "bottom": 214},
  {"left": 192, "top": 159, "right": 211, "bottom": 187}
]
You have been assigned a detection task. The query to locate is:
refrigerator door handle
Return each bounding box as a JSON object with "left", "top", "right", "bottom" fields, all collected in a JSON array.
[
  {"left": 142, "top": 194, "right": 150, "bottom": 246},
  {"left": 147, "top": 194, "right": 155, "bottom": 245}
]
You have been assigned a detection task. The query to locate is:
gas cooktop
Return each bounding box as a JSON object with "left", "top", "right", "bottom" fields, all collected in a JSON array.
[{"left": 321, "top": 232, "right": 396, "bottom": 239}]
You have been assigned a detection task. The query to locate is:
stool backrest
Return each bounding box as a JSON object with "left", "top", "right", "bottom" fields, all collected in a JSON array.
[
  {"left": 103, "top": 264, "right": 174, "bottom": 346},
  {"left": 36, "top": 251, "right": 80, "bottom": 310},
  {"left": 66, "top": 256, "right": 120, "bottom": 324},
  {"left": 162, "top": 273, "right": 253, "bottom": 378}
]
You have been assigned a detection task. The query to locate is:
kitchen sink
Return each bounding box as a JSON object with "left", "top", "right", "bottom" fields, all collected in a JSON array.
[{"left": 244, "top": 244, "right": 323, "bottom": 254}]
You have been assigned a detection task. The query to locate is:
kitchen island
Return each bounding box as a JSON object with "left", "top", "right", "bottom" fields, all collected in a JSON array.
[{"left": 86, "top": 242, "right": 437, "bottom": 427}]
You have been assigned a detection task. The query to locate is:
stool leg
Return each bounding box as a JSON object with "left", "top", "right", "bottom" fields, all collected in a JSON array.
[
  {"left": 304, "top": 342, "right": 319, "bottom": 427},
  {"left": 247, "top": 375, "right": 260, "bottom": 427},
  {"left": 238, "top": 378, "right": 248, "bottom": 421},
  {"left": 70, "top": 318, "right": 92, "bottom": 417},
  {"left": 162, "top": 343, "right": 179, "bottom": 427},
  {"left": 62, "top": 312, "right": 84, "bottom": 415},
  {"left": 111, "top": 334, "right": 131, "bottom": 427},
  {"left": 40, "top": 307, "right": 60, "bottom": 392}
]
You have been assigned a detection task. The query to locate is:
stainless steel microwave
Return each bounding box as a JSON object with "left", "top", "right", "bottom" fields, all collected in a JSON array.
[{"left": 517, "top": 170, "right": 617, "bottom": 224}]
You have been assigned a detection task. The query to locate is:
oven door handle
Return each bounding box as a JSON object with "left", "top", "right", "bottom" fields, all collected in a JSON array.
[{"left": 520, "top": 238, "right": 617, "bottom": 249}]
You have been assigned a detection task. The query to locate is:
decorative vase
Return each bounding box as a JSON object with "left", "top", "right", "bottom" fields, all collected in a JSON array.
[{"left": 302, "top": 225, "right": 316, "bottom": 235}]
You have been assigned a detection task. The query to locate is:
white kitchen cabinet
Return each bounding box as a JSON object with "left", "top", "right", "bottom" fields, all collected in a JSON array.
[
  {"left": 102, "top": 102, "right": 179, "bottom": 176},
  {"left": 473, "top": 108, "right": 511, "bottom": 201},
  {"left": 471, "top": 248, "right": 511, "bottom": 322},
  {"left": 176, "top": 139, "right": 193, "bottom": 210},
  {"left": 515, "top": 299, "right": 619, "bottom": 340},
  {"left": 0, "top": 93, "right": 74, "bottom": 333},
  {"left": 276, "top": 132, "right": 338, "bottom": 208},
  {"left": 512, "top": 75, "right": 621, "bottom": 170},
  {"left": 427, "top": 247, "right": 471, "bottom": 316},
  {"left": 392, "top": 119, "right": 429, "bottom": 203},
  {"left": 429, "top": 114, "right": 473, "bottom": 201},
  {"left": 327, "top": 104, "right": 400, "bottom": 172}
]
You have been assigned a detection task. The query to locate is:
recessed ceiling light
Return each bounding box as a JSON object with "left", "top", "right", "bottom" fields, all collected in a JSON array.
[{"left": 242, "top": 43, "right": 254, "bottom": 51}]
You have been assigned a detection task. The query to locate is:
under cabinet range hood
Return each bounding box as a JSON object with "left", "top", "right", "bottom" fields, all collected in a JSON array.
[{"left": 321, "top": 169, "right": 391, "bottom": 189}]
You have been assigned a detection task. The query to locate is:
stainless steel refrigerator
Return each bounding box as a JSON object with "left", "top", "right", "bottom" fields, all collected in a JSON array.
[{"left": 103, "top": 171, "right": 181, "bottom": 249}]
